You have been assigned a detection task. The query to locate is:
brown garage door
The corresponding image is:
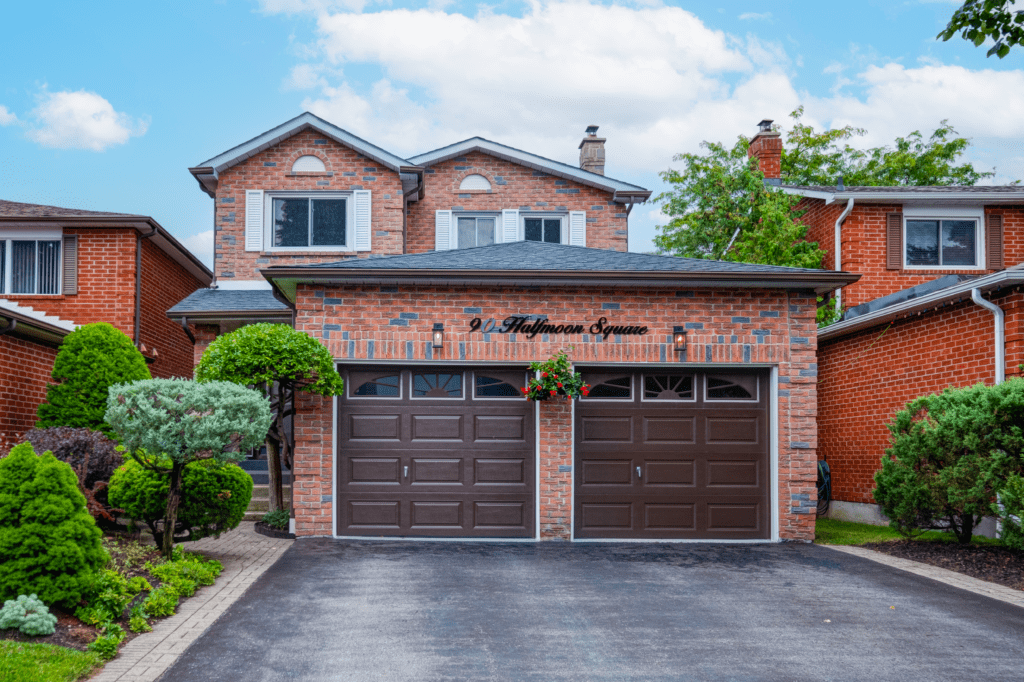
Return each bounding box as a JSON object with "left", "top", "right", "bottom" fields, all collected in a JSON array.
[
  {"left": 575, "top": 369, "right": 770, "bottom": 540},
  {"left": 337, "top": 366, "right": 534, "bottom": 538}
]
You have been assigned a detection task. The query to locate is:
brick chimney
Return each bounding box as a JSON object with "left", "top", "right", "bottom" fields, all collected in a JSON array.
[
  {"left": 748, "top": 119, "right": 782, "bottom": 184},
  {"left": 579, "top": 125, "right": 605, "bottom": 175}
]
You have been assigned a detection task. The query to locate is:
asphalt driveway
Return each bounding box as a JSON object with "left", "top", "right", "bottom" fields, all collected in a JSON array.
[{"left": 160, "top": 540, "right": 1024, "bottom": 682}]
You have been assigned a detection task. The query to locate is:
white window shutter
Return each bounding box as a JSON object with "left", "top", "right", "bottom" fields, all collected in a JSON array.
[
  {"left": 245, "top": 190, "right": 264, "bottom": 252},
  {"left": 569, "top": 211, "right": 586, "bottom": 246},
  {"left": 354, "top": 190, "right": 371, "bottom": 251},
  {"left": 502, "top": 209, "right": 519, "bottom": 243},
  {"left": 435, "top": 210, "right": 453, "bottom": 251}
]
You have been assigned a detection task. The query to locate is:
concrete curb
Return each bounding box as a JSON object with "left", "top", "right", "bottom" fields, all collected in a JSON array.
[
  {"left": 90, "top": 523, "right": 293, "bottom": 682},
  {"left": 824, "top": 544, "right": 1024, "bottom": 609}
]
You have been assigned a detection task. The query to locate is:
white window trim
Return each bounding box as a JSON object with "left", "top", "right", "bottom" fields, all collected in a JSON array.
[
  {"left": 519, "top": 212, "right": 568, "bottom": 245},
  {"left": 902, "top": 206, "right": 986, "bottom": 271},
  {"left": 263, "top": 190, "right": 356, "bottom": 253},
  {"left": 1, "top": 236, "right": 63, "bottom": 296},
  {"left": 453, "top": 212, "right": 501, "bottom": 249}
]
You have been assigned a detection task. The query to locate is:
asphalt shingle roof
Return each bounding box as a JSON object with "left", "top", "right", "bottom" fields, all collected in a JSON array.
[
  {"left": 279, "top": 241, "right": 832, "bottom": 275},
  {"left": 781, "top": 185, "right": 1024, "bottom": 194},
  {"left": 167, "top": 289, "right": 291, "bottom": 316},
  {"left": 0, "top": 199, "right": 142, "bottom": 218}
]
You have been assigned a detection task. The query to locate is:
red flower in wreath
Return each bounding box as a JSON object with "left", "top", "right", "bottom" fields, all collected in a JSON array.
[
  {"left": 557, "top": 382, "right": 563, "bottom": 388},
  {"left": 549, "top": 389, "right": 556, "bottom": 396},
  {"left": 541, "top": 372, "right": 548, "bottom": 378}
]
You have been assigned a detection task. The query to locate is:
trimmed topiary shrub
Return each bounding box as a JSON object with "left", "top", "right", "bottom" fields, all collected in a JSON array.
[
  {"left": 36, "top": 322, "right": 151, "bottom": 437},
  {"left": 0, "top": 443, "right": 108, "bottom": 607},
  {"left": 874, "top": 379, "right": 1024, "bottom": 543},
  {"left": 0, "top": 594, "right": 58, "bottom": 636},
  {"left": 997, "top": 474, "right": 1024, "bottom": 550},
  {"left": 108, "top": 457, "right": 253, "bottom": 544},
  {"left": 22, "top": 427, "right": 122, "bottom": 523}
]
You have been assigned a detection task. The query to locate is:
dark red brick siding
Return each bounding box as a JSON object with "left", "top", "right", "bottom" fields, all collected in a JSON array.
[
  {"left": 0, "top": 336, "right": 58, "bottom": 453},
  {"left": 139, "top": 238, "right": 207, "bottom": 378}
]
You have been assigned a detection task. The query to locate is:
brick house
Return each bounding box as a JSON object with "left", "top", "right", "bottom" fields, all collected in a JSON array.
[
  {"left": 171, "top": 112, "right": 856, "bottom": 541},
  {"left": 747, "top": 122, "right": 1024, "bottom": 523},
  {"left": 0, "top": 200, "right": 213, "bottom": 449}
]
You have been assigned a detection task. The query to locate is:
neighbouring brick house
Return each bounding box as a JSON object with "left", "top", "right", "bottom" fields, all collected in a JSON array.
[
  {"left": 170, "top": 112, "right": 856, "bottom": 541},
  {"left": 747, "top": 121, "right": 1024, "bottom": 523},
  {"left": 0, "top": 200, "right": 213, "bottom": 449}
]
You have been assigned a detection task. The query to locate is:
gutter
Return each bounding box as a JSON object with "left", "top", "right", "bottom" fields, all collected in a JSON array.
[
  {"left": 971, "top": 289, "right": 1005, "bottom": 384},
  {"left": 820, "top": 266, "right": 1024, "bottom": 342},
  {"left": 779, "top": 187, "right": 1024, "bottom": 205},
  {"left": 834, "top": 198, "right": 854, "bottom": 308}
]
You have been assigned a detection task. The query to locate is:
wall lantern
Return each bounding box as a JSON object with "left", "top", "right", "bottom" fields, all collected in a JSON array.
[
  {"left": 432, "top": 323, "right": 445, "bottom": 349},
  {"left": 673, "top": 326, "right": 687, "bottom": 353}
]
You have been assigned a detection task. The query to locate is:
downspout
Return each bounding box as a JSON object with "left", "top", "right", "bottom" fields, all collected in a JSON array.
[
  {"left": 833, "top": 198, "right": 854, "bottom": 308},
  {"left": 135, "top": 225, "right": 159, "bottom": 347},
  {"left": 971, "top": 288, "right": 1005, "bottom": 384},
  {"left": 178, "top": 316, "right": 196, "bottom": 344}
]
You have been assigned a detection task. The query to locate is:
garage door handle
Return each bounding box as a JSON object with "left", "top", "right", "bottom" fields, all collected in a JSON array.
[
  {"left": 404, "top": 466, "right": 409, "bottom": 478},
  {"left": 636, "top": 466, "right": 642, "bottom": 478}
]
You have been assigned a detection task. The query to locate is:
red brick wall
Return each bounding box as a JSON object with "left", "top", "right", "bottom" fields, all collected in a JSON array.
[
  {"left": 0, "top": 336, "right": 58, "bottom": 453},
  {"left": 817, "top": 290, "right": 1024, "bottom": 504},
  {"left": 407, "top": 151, "right": 628, "bottom": 254},
  {"left": 139, "top": 238, "right": 206, "bottom": 378},
  {"left": 539, "top": 397, "right": 573, "bottom": 539},
  {"left": 287, "top": 283, "right": 820, "bottom": 541},
  {"left": 213, "top": 130, "right": 406, "bottom": 281},
  {"left": 748, "top": 132, "right": 781, "bottom": 180},
  {"left": 798, "top": 198, "right": 843, "bottom": 271}
]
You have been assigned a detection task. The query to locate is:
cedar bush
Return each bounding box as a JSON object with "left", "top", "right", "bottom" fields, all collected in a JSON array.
[
  {"left": 36, "top": 323, "right": 151, "bottom": 437},
  {"left": 997, "top": 474, "right": 1024, "bottom": 550},
  {"left": 22, "top": 427, "right": 122, "bottom": 523},
  {"left": 108, "top": 457, "right": 253, "bottom": 544},
  {"left": 874, "top": 379, "right": 1024, "bottom": 543},
  {"left": 0, "top": 443, "right": 108, "bottom": 606}
]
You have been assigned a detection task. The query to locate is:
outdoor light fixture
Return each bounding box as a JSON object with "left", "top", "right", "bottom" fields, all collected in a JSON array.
[
  {"left": 673, "top": 326, "right": 688, "bottom": 353},
  {"left": 432, "top": 323, "right": 444, "bottom": 349}
]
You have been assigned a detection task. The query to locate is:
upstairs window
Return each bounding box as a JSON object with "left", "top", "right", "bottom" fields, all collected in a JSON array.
[
  {"left": 269, "top": 193, "right": 350, "bottom": 249},
  {"left": 456, "top": 215, "right": 496, "bottom": 249},
  {"left": 0, "top": 239, "right": 61, "bottom": 295},
  {"left": 906, "top": 219, "right": 977, "bottom": 267},
  {"left": 523, "top": 216, "right": 564, "bottom": 244}
]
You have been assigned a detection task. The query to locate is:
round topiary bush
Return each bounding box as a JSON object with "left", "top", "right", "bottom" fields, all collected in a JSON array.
[
  {"left": 36, "top": 322, "right": 151, "bottom": 437},
  {"left": 108, "top": 458, "right": 253, "bottom": 544},
  {"left": 0, "top": 443, "right": 108, "bottom": 607}
]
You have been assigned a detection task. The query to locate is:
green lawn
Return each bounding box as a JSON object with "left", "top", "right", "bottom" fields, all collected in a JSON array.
[
  {"left": 815, "top": 518, "right": 1004, "bottom": 546},
  {"left": 0, "top": 641, "right": 101, "bottom": 682}
]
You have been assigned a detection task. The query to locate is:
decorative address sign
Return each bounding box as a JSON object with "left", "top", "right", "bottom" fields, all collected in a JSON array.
[{"left": 468, "top": 316, "right": 648, "bottom": 340}]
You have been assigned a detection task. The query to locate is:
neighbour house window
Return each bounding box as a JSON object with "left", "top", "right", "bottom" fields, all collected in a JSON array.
[
  {"left": 905, "top": 219, "right": 978, "bottom": 267},
  {"left": 0, "top": 239, "right": 61, "bottom": 295},
  {"left": 456, "top": 216, "right": 497, "bottom": 249},
  {"left": 523, "top": 216, "right": 564, "bottom": 244}
]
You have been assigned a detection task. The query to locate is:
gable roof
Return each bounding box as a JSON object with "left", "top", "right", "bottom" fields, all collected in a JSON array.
[
  {"left": 0, "top": 200, "right": 212, "bottom": 285},
  {"left": 262, "top": 241, "right": 858, "bottom": 301},
  {"left": 409, "top": 137, "right": 650, "bottom": 202},
  {"left": 780, "top": 184, "right": 1024, "bottom": 204},
  {"left": 189, "top": 112, "right": 417, "bottom": 197}
]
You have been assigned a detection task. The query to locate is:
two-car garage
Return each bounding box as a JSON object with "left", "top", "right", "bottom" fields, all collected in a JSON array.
[{"left": 335, "top": 365, "right": 770, "bottom": 541}]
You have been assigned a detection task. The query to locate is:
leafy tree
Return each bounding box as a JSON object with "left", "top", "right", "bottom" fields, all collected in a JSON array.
[
  {"left": 37, "top": 323, "right": 151, "bottom": 437},
  {"left": 194, "top": 324, "right": 344, "bottom": 514},
  {"left": 939, "top": 1, "right": 1024, "bottom": 58},
  {"left": 873, "top": 380, "right": 1024, "bottom": 543},
  {"left": 0, "top": 443, "right": 108, "bottom": 606},
  {"left": 105, "top": 379, "right": 271, "bottom": 559}
]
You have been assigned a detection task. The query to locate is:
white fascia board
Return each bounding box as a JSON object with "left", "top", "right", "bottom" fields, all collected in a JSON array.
[
  {"left": 834, "top": 191, "right": 1024, "bottom": 203},
  {"left": 215, "top": 280, "right": 273, "bottom": 291},
  {"left": 820, "top": 267, "right": 1024, "bottom": 341},
  {"left": 779, "top": 187, "right": 835, "bottom": 202}
]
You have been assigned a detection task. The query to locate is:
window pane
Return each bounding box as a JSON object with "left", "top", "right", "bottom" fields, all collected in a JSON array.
[
  {"left": 312, "top": 199, "right": 346, "bottom": 246},
  {"left": 0, "top": 241, "right": 5, "bottom": 294},
  {"left": 475, "top": 375, "right": 520, "bottom": 397},
  {"left": 587, "top": 376, "right": 632, "bottom": 399},
  {"left": 707, "top": 374, "right": 757, "bottom": 400},
  {"left": 477, "top": 218, "right": 495, "bottom": 246},
  {"left": 906, "top": 220, "right": 939, "bottom": 266},
  {"left": 37, "top": 241, "right": 61, "bottom": 294},
  {"left": 941, "top": 220, "right": 975, "bottom": 266},
  {"left": 353, "top": 375, "right": 400, "bottom": 397},
  {"left": 543, "top": 219, "right": 561, "bottom": 244},
  {"left": 458, "top": 217, "right": 477, "bottom": 248},
  {"left": 273, "top": 198, "right": 309, "bottom": 247},
  {"left": 524, "top": 218, "right": 542, "bottom": 242},
  {"left": 644, "top": 374, "right": 694, "bottom": 400},
  {"left": 12, "top": 241, "right": 36, "bottom": 294},
  {"left": 413, "top": 373, "right": 463, "bottom": 398}
]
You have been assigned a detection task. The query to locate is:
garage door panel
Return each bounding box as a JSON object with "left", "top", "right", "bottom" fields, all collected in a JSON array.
[
  {"left": 474, "top": 415, "right": 525, "bottom": 441},
  {"left": 411, "top": 458, "right": 462, "bottom": 484},
  {"left": 705, "top": 416, "right": 760, "bottom": 444},
  {"left": 644, "top": 503, "right": 695, "bottom": 530},
  {"left": 473, "top": 502, "right": 526, "bottom": 529},
  {"left": 643, "top": 417, "right": 695, "bottom": 443},
  {"left": 349, "top": 457, "right": 401, "bottom": 484},
  {"left": 581, "top": 459, "right": 633, "bottom": 485},
  {"left": 349, "top": 414, "right": 401, "bottom": 440},
  {"left": 580, "top": 417, "right": 633, "bottom": 443},
  {"left": 411, "top": 414, "right": 463, "bottom": 441},
  {"left": 580, "top": 503, "right": 632, "bottom": 530},
  {"left": 411, "top": 501, "right": 462, "bottom": 527},
  {"left": 706, "top": 460, "right": 760, "bottom": 487},
  {"left": 474, "top": 458, "right": 526, "bottom": 485},
  {"left": 644, "top": 461, "right": 695, "bottom": 486},
  {"left": 348, "top": 501, "right": 401, "bottom": 527},
  {"left": 706, "top": 503, "right": 761, "bottom": 531}
]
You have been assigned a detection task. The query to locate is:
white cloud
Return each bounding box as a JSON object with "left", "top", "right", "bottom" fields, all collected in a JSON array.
[
  {"left": 181, "top": 229, "right": 214, "bottom": 268},
  {"left": 26, "top": 90, "right": 148, "bottom": 151},
  {"left": 0, "top": 105, "right": 17, "bottom": 126},
  {"left": 738, "top": 12, "right": 771, "bottom": 20}
]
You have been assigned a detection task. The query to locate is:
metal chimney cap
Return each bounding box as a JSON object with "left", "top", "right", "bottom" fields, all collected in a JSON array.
[
  {"left": 585, "top": 125, "right": 600, "bottom": 135},
  {"left": 757, "top": 119, "right": 773, "bottom": 132}
]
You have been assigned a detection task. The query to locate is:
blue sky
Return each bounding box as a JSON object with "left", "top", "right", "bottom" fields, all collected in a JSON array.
[{"left": 1, "top": 0, "right": 1022, "bottom": 264}]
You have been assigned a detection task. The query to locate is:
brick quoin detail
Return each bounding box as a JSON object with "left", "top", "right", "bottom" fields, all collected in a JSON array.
[
  {"left": 818, "top": 290, "right": 1024, "bottom": 505},
  {"left": 286, "top": 284, "right": 820, "bottom": 542},
  {"left": 0, "top": 336, "right": 58, "bottom": 453}
]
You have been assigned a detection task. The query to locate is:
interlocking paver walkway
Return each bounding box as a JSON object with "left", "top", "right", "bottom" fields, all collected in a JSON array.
[{"left": 91, "top": 523, "right": 292, "bottom": 682}]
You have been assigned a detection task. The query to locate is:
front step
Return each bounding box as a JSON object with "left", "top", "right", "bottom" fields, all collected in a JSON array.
[
  {"left": 245, "top": 484, "right": 291, "bottom": 521},
  {"left": 239, "top": 459, "right": 292, "bottom": 486}
]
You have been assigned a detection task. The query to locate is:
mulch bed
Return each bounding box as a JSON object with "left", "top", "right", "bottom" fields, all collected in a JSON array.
[{"left": 861, "top": 541, "right": 1024, "bottom": 592}]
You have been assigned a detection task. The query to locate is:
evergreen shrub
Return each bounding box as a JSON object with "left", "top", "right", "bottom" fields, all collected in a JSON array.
[
  {"left": 0, "top": 443, "right": 108, "bottom": 606},
  {"left": 997, "top": 474, "right": 1024, "bottom": 550},
  {"left": 0, "top": 594, "right": 57, "bottom": 636},
  {"left": 36, "top": 323, "right": 151, "bottom": 437}
]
